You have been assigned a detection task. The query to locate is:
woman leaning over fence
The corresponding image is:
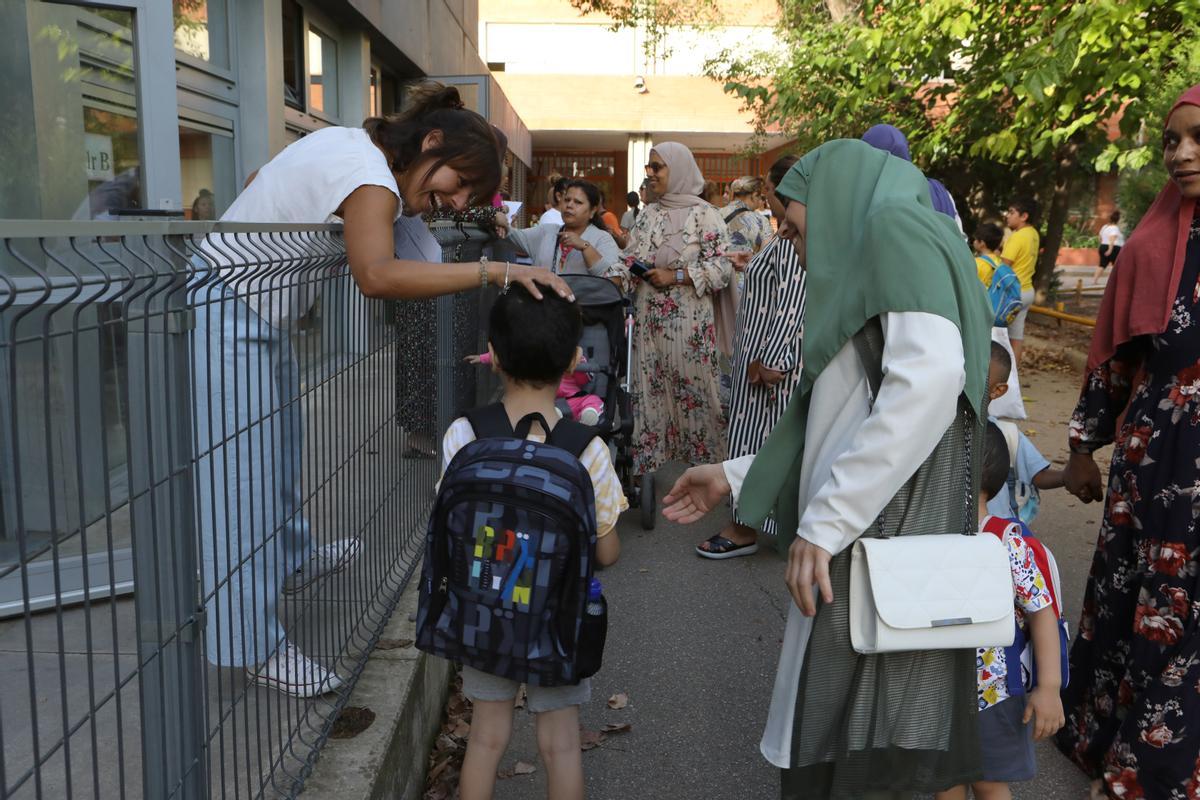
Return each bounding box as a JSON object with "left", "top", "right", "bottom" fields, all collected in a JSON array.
[{"left": 191, "top": 82, "right": 571, "bottom": 698}]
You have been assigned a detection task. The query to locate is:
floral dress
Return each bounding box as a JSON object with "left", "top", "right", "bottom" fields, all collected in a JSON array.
[
  {"left": 1057, "top": 212, "right": 1200, "bottom": 799},
  {"left": 625, "top": 202, "right": 733, "bottom": 475}
]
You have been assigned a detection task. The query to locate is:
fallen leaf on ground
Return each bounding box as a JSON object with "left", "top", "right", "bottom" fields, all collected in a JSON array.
[
  {"left": 329, "top": 706, "right": 376, "bottom": 739},
  {"left": 580, "top": 728, "right": 608, "bottom": 751},
  {"left": 450, "top": 718, "right": 470, "bottom": 738},
  {"left": 1024, "top": 429, "right": 1038, "bottom": 437},
  {"left": 498, "top": 761, "right": 537, "bottom": 779},
  {"left": 602, "top": 722, "right": 632, "bottom": 734},
  {"left": 638, "top": 568, "right": 650, "bottom": 573},
  {"left": 607, "top": 692, "right": 629, "bottom": 710},
  {"left": 514, "top": 686, "right": 527, "bottom": 709},
  {"left": 375, "top": 638, "right": 414, "bottom": 650}
]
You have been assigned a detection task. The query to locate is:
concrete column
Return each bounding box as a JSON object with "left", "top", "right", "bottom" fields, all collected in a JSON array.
[
  {"left": 234, "top": 0, "right": 287, "bottom": 177},
  {"left": 627, "top": 134, "right": 654, "bottom": 193},
  {"left": 339, "top": 30, "right": 371, "bottom": 126}
]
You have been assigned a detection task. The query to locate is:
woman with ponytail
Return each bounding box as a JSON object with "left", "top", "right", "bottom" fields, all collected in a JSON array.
[{"left": 193, "top": 82, "right": 571, "bottom": 700}]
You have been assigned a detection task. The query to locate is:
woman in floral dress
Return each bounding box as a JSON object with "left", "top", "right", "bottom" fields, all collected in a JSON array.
[
  {"left": 624, "top": 142, "right": 733, "bottom": 478},
  {"left": 1057, "top": 84, "right": 1200, "bottom": 800}
]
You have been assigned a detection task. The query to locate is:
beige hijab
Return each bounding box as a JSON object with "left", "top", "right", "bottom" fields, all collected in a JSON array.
[{"left": 648, "top": 142, "right": 737, "bottom": 357}]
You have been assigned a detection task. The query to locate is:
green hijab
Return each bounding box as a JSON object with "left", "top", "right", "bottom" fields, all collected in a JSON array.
[{"left": 738, "top": 139, "right": 991, "bottom": 551}]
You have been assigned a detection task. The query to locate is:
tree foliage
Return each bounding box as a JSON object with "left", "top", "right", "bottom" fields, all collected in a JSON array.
[
  {"left": 568, "top": 0, "right": 722, "bottom": 57},
  {"left": 709, "top": 0, "right": 1199, "bottom": 286}
]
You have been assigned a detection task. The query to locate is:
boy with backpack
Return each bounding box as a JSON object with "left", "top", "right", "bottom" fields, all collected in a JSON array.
[
  {"left": 935, "top": 422, "right": 1066, "bottom": 800},
  {"left": 986, "top": 342, "right": 1064, "bottom": 523},
  {"left": 974, "top": 222, "right": 1023, "bottom": 328},
  {"left": 419, "top": 285, "right": 626, "bottom": 800}
]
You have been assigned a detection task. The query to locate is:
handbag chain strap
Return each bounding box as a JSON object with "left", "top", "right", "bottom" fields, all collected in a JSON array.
[{"left": 851, "top": 317, "right": 975, "bottom": 538}]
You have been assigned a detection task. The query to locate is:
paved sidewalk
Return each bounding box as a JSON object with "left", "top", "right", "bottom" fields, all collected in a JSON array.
[{"left": 492, "top": 354, "right": 1096, "bottom": 799}]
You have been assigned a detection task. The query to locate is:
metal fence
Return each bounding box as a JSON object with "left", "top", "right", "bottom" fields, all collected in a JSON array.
[{"left": 0, "top": 220, "right": 484, "bottom": 799}]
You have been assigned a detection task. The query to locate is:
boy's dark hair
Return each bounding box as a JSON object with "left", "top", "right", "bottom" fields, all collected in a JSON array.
[
  {"left": 552, "top": 177, "right": 568, "bottom": 202},
  {"left": 981, "top": 422, "right": 1011, "bottom": 501},
  {"left": 975, "top": 222, "right": 1004, "bottom": 252},
  {"left": 1109, "top": 209, "right": 1121, "bottom": 223},
  {"left": 488, "top": 285, "right": 582, "bottom": 386},
  {"left": 1009, "top": 196, "right": 1040, "bottom": 224},
  {"left": 990, "top": 341, "right": 1012, "bottom": 379},
  {"left": 626, "top": 190, "right": 640, "bottom": 208}
]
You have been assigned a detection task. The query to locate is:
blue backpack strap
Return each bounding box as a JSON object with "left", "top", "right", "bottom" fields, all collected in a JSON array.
[
  {"left": 548, "top": 419, "right": 596, "bottom": 460},
  {"left": 465, "top": 403, "right": 515, "bottom": 439}
]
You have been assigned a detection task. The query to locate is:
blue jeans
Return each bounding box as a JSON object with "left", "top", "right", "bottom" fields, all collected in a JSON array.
[{"left": 193, "top": 286, "right": 311, "bottom": 667}]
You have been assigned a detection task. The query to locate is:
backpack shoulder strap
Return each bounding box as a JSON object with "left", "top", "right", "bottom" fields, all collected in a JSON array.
[
  {"left": 547, "top": 419, "right": 597, "bottom": 460},
  {"left": 980, "top": 254, "right": 999, "bottom": 270},
  {"left": 465, "top": 403, "right": 515, "bottom": 439},
  {"left": 851, "top": 316, "right": 885, "bottom": 404},
  {"left": 981, "top": 515, "right": 1016, "bottom": 540},
  {"left": 724, "top": 207, "right": 750, "bottom": 224}
]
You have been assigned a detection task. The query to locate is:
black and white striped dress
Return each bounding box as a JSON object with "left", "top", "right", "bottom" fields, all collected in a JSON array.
[{"left": 728, "top": 235, "right": 807, "bottom": 535}]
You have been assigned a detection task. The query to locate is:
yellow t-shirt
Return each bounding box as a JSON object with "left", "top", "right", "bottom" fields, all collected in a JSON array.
[
  {"left": 441, "top": 417, "right": 629, "bottom": 537},
  {"left": 1001, "top": 226, "right": 1040, "bottom": 291},
  {"left": 976, "top": 256, "right": 996, "bottom": 287}
]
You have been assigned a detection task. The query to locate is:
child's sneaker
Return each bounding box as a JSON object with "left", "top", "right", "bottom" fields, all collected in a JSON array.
[
  {"left": 248, "top": 641, "right": 344, "bottom": 697},
  {"left": 579, "top": 406, "right": 601, "bottom": 427}
]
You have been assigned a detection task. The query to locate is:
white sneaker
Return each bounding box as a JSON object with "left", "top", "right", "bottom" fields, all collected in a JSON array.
[
  {"left": 578, "top": 406, "right": 601, "bottom": 427},
  {"left": 249, "top": 641, "right": 345, "bottom": 697},
  {"left": 283, "top": 538, "right": 362, "bottom": 595}
]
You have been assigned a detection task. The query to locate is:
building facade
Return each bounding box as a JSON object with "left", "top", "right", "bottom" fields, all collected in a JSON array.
[
  {"left": 1, "top": 0, "right": 531, "bottom": 222},
  {"left": 477, "top": 0, "right": 790, "bottom": 219}
]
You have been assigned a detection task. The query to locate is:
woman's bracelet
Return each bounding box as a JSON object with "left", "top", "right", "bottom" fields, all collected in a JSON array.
[
  {"left": 502, "top": 262, "right": 512, "bottom": 295},
  {"left": 478, "top": 256, "right": 489, "bottom": 289}
]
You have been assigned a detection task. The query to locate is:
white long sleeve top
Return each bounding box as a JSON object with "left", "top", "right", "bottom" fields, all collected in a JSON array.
[{"left": 720, "top": 311, "right": 965, "bottom": 768}]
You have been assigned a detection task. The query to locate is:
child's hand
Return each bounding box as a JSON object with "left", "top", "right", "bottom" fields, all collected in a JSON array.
[
  {"left": 1023, "top": 685, "right": 1065, "bottom": 741},
  {"left": 464, "top": 354, "right": 482, "bottom": 365}
]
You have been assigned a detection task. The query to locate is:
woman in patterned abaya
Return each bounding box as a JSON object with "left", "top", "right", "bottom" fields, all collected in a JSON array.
[
  {"left": 625, "top": 142, "right": 733, "bottom": 477},
  {"left": 1056, "top": 84, "right": 1200, "bottom": 800}
]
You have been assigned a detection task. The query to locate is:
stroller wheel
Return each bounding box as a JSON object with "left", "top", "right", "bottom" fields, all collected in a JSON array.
[{"left": 639, "top": 473, "right": 656, "bottom": 530}]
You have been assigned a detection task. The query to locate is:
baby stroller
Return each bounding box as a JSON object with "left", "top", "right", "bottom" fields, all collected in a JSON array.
[{"left": 561, "top": 274, "right": 656, "bottom": 530}]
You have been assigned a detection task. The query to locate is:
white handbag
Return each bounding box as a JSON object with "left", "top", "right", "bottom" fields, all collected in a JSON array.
[
  {"left": 846, "top": 319, "right": 1015, "bottom": 655},
  {"left": 849, "top": 533, "right": 1016, "bottom": 654}
]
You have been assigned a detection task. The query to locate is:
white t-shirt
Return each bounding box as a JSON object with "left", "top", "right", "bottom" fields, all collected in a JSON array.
[
  {"left": 538, "top": 208, "right": 564, "bottom": 226},
  {"left": 205, "top": 126, "right": 402, "bottom": 328},
  {"left": 1099, "top": 223, "right": 1125, "bottom": 248}
]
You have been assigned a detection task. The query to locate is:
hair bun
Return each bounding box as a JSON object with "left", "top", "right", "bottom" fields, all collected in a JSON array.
[{"left": 406, "top": 81, "right": 466, "bottom": 117}]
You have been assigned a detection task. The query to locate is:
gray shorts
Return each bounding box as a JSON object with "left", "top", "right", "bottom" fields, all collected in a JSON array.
[
  {"left": 978, "top": 696, "right": 1036, "bottom": 783},
  {"left": 1007, "top": 288, "right": 1037, "bottom": 339},
  {"left": 461, "top": 666, "right": 591, "bottom": 713}
]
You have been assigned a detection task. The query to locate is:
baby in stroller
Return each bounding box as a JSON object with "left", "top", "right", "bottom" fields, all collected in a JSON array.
[{"left": 465, "top": 350, "right": 604, "bottom": 426}]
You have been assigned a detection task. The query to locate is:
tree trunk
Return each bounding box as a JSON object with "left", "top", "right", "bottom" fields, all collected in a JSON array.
[
  {"left": 824, "top": 0, "right": 860, "bottom": 22},
  {"left": 1034, "top": 150, "right": 1076, "bottom": 298}
]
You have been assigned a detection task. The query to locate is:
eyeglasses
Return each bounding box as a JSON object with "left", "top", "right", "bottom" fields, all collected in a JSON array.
[{"left": 644, "top": 162, "right": 667, "bottom": 174}]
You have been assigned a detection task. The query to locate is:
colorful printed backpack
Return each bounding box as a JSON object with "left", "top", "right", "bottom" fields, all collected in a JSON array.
[
  {"left": 981, "top": 254, "right": 1024, "bottom": 327},
  {"left": 982, "top": 516, "right": 1070, "bottom": 694},
  {"left": 416, "top": 404, "right": 603, "bottom": 687}
]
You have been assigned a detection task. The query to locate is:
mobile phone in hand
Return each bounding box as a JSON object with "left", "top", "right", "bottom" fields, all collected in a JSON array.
[{"left": 627, "top": 258, "right": 652, "bottom": 278}]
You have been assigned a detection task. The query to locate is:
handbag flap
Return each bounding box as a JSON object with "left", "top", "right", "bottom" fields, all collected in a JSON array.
[{"left": 858, "top": 534, "right": 1013, "bottom": 630}]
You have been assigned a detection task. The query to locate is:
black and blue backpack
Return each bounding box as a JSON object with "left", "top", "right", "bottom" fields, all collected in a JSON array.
[{"left": 415, "top": 404, "right": 607, "bottom": 686}]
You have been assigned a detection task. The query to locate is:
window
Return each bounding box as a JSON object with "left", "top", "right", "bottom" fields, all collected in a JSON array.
[
  {"left": 282, "top": 0, "right": 304, "bottom": 109},
  {"left": 172, "top": 0, "right": 229, "bottom": 67},
  {"left": 307, "top": 26, "right": 338, "bottom": 118},
  {"left": 178, "top": 123, "right": 235, "bottom": 219},
  {"left": 1, "top": 3, "right": 141, "bottom": 219},
  {"left": 369, "top": 66, "right": 379, "bottom": 118}
]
